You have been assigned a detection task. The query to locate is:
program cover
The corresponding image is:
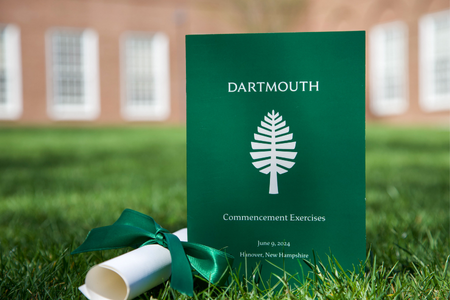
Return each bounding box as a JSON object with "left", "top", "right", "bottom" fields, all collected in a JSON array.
[{"left": 186, "top": 32, "right": 366, "bottom": 283}]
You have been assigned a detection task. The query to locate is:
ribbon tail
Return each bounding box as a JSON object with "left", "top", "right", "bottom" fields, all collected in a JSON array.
[
  {"left": 163, "top": 233, "right": 194, "bottom": 296},
  {"left": 182, "top": 242, "right": 234, "bottom": 286},
  {"left": 71, "top": 225, "right": 154, "bottom": 254}
]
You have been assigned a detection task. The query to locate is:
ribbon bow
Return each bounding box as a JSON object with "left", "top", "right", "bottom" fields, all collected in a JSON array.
[{"left": 71, "top": 209, "right": 234, "bottom": 296}]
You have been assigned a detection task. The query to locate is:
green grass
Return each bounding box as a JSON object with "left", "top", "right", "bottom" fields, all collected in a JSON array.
[{"left": 0, "top": 125, "right": 448, "bottom": 299}]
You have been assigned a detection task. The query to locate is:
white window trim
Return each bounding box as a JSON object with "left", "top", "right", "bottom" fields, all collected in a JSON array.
[
  {"left": 46, "top": 28, "right": 100, "bottom": 120},
  {"left": 0, "top": 24, "right": 22, "bottom": 120},
  {"left": 419, "top": 9, "right": 450, "bottom": 112},
  {"left": 120, "top": 32, "right": 170, "bottom": 121},
  {"left": 369, "top": 21, "right": 409, "bottom": 116}
]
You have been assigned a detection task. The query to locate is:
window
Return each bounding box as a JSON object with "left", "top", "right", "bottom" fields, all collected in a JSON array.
[
  {"left": 47, "top": 28, "right": 99, "bottom": 120},
  {"left": 370, "top": 21, "right": 408, "bottom": 116},
  {"left": 121, "top": 32, "right": 170, "bottom": 121},
  {"left": 419, "top": 10, "right": 450, "bottom": 111},
  {"left": 0, "top": 24, "right": 22, "bottom": 120}
]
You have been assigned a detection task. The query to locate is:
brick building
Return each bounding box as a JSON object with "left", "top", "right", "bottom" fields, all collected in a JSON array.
[{"left": 0, "top": 0, "right": 448, "bottom": 124}]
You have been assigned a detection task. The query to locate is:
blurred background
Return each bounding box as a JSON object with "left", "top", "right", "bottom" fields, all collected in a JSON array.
[{"left": 0, "top": 0, "right": 448, "bottom": 125}]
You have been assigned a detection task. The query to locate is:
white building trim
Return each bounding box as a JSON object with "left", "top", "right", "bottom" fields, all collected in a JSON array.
[
  {"left": 419, "top": 9, "right": 450, "bottom": 112},
  {"left": 46, "top": 27, "right": 100, "bottom": 120},
  {"left": 370, "top": 21, "right": 409, "bottom": 116},
  {"left": 120, "top": 32, "right": 170, "bottom": 121},
  {"left": 0, "top": 24, "right": 22, "bottom": 120}
]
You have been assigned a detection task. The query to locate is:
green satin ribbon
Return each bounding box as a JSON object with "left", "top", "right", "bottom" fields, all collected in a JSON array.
[{"left": 71, "top": 209, "right": 234, "bottom": 296}]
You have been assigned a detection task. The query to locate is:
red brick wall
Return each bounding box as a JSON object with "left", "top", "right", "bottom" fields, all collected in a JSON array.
[
  {"left": 1, "top": 0, "right": 449, "bottom": 125},
  {"left": 295, "top": 0, "right": 449, "bottom": 124},
  {"left": 0, "top": 0, "right": 188, "bottom": 124}
]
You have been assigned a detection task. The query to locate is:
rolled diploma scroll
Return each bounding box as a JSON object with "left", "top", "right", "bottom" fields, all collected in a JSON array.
[{"left": 78, "top": 228, "right": 188, "bottom": 300}]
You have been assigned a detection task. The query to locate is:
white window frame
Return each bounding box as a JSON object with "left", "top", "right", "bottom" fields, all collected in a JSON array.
[
  {"left": 0, "top": 24, "right": 22, "bottom": 120},
  {"left": 419, "top": 10, "right": 450, "bottom": 112},
  {"left": 46, "top": 28, "right": 100, "bottom": 120},
  {"left": 120, "top": 32, "right": 170, "bottom": 121},
  {"left": 370, "top": 21, "right": 409, "bottom": 116}
]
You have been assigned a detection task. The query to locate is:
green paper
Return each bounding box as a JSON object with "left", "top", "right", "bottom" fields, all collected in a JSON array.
[{"left": 186, "top": 32, "right": 366, "bottom": 284}]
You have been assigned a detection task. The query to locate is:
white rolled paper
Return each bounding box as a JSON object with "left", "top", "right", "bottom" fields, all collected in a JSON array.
[{"left": 78, "top": 228, "right": 188, "bottom": 300}]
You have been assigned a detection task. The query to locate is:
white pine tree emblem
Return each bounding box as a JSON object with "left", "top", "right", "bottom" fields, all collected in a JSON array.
[{"left": 250, "top": 110, "right": 297, "bottom": 194}]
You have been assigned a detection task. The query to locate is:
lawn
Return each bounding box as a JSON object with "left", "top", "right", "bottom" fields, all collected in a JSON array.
[{"left": 0, "top": 125, "right": 449, "bottom": 299}]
